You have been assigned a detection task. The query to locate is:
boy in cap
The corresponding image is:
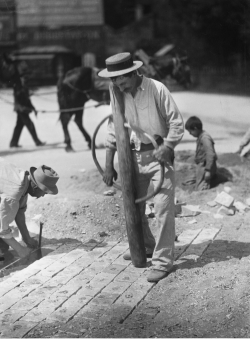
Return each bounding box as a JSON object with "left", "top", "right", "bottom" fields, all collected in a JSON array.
[
  {"left": 184, "top": 116, "right": 217, "bottom": 190},
  {"left": 0, "top": 158, "right": 59, "bottom": 262},
  {"left": 98, "top": 52, "right": 184, "bottom": 282}
]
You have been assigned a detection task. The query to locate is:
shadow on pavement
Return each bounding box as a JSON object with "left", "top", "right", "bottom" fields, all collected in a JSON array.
[
  {"left": 0, "top": 142, "right": 64, "bottom": 157},
  {"left": 0, "top": 237, "right": 110, "bottom": 279},
  {"left": 174, "top": 239, "right": 250, "bottom": 272}
]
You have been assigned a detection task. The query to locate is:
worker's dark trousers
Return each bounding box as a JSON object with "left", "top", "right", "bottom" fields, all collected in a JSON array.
[{"left": 10, "top": 113, "right": 41, "bottom": 146}]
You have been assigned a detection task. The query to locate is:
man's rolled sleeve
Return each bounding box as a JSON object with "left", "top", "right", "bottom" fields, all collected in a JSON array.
[
  {"left": 105, "top": 115, "right": 117, "bottom": 150},
  {"left": 0, "top": 195, "right": 19, "bottom": 239},
  {"left": 160, "top": 88, "right": 184, "bottom": 149}
]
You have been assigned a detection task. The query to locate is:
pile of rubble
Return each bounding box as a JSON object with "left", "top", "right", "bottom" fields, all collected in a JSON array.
[
  {"left": 174, "top": 187, "right": 250, "bottom": 221},
  {"left": 207, "top": 189, "right": 250, "bottom": 218},
  {"left": 145, "top": 187, "right": 250, "bottom": 221},
  {"left": 103, "top": 186, "right": 250, "bottom": 221}
]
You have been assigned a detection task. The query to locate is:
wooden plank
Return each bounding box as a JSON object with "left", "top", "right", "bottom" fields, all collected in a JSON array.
[{"left": 111, "top": 84, "right": 146, "bottom": 268}]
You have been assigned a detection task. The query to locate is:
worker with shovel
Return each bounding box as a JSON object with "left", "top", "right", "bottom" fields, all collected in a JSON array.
[
  {"left": 0, "top": 158, "right": 59, "bottom": 263},
  {"left": 98, "top": 53, "right": 184, "bottom": 282}
]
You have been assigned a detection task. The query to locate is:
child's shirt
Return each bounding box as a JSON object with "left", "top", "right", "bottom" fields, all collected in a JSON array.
[{"left": 195, "top": 130, "right": 217, "bottom": 171}]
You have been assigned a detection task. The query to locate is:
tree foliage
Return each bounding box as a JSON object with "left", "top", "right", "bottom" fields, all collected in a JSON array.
[{"left": 168, "top": 0, "right": 250, "bottom": 62}]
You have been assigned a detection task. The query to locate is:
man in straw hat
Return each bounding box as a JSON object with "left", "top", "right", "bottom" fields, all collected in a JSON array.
[
  {"left": 99, "top": 52, "right": 184, "bottom": 282},
  {"left": 0, "top": 157, "right": 59, "bottom": 263}
]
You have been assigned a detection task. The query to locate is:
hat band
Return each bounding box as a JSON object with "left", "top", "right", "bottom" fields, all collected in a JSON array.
[{"left": 107, "top": 58, "right": 133, "bottom": 73}]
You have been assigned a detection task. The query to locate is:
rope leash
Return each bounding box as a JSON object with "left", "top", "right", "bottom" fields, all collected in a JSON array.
[{"left": 0, "top": 94, "right": 108, "bottom": 113}]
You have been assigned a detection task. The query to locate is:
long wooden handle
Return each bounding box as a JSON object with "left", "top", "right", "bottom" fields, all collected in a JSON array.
[
  {"left": 38, "top": 222, "right": 43, "bottom": 248},
  {"left": 124, "top": 122, "right": 165, "bottom": 204},
  {"left": 92, "top": 115, "right": 165, "bottom": 204}
]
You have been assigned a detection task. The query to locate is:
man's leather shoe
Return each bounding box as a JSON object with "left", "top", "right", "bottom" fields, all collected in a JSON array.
[
  {"left": 123, "top": 252, "right": 153, "bottom": 260},
  {"left": 147, "top": 269, "right": 169, "bottom": 283},
  {"left": 10, "top": 144, "right": 22, "bottom": 148},
  {"left": 36, "top": 141, "right": 46, "bottom": 146}
]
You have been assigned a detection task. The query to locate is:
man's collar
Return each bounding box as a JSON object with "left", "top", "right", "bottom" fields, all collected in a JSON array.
[{"left": 137, "top": 75, "right": 145, "bottom": 91}]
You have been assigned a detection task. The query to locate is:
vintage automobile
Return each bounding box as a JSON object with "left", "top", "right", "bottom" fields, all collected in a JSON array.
[{"left": 10, "top": 45, "right": 81, "bottom": 85}]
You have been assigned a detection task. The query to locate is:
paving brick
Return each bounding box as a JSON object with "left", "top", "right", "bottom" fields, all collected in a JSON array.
[
  {"left": 95, "top": 241, "right": 118, "bottom": 248},
  {"left": 125, "top": 263, "right": 147, "bottom": 273},
  {"left": 103, "top": 264, "right": 127, "bottom": 275},
  {"left": 55, "top": 254, "right": 82, "bottom": 267},
  {"left": 63, "top": 248, "right": 88, "bottom": 259},
  {"left": 82, "top": 240, "right": 100, "bottom": 247},
  {"left": 75, "top": 285, "right": 102, "bottom": 297},
  {"left": 131, "top": 277, "right": 155, "bottom": 293},
  {"left": 114, "top": 271, "right": 142, "bottom": 283},
  {"left": 60, "top": 293, "right": 92, "bottom": 310},
  {"left": 20, "top": 275, "right": 50, "bottom": 287},
  {"left": 10, "top": 296, "right": 42, "bottom": 311},
  {"left": 111, "top": 255, "right": 131, "bottom": 266},
  {"left": 94, "top": 257, "right": 113, "bottom": 265},
  {"left": 38, "top": 263, "right": 68, "bottom": 277},
  {"left": 174, "top": 228, "right": 202, "bottom": 259},
  {"left": 115, "top": 286, "right": 147, "bottom": 308},
  {"left": 52, "top": 284, "right": 81, "bottom": 298},
  {"left": 83, "top": 264, "right": 104, "bottom": 277},
  {"left": 0, "top": 320, "right": 37, "bottom": 338},
  {"left": 36, "top": 295, "right": 68, "bottom": 312},
  {"left": 26, "top": 258, "right": 55, "bottom": 270},
  {"left": 54, "top": 330, "right": 79, "bottom": 338},
  {"left": 49, "top": 305, "right": 79, "bottom": 322},
  {"left": 122, "top": 266, "right": 146, "bottom": 279},
  {"left": 82, "top": 249, "right": 106, "bottom": 258},
  {"left": 33, "top": 285, "right": 59, "bottom": 298},
  {"left": 76, "top": 304, "right": 107, "bottom": 320},
  {"left": 88, "top": 272, "right": 115, "bottom": 288},
  {"left": 180, "top": 227, "right": 221, "bottom": 259},
  {"left": 1, "top": 277, "right": 25, "bottom": 289},
  {"left": 68, "top": 257, "right": 93, "bottom": 269},
  {"left": 0, "top": 288, "right": 11, "bottom": 298},
  {"left": 91, "top": 292, "right": 120, "bottom": 306},
  {"left": 0, "top": 294, "right": 20, "bottom": 312},
  {"left": 56, "top": 265, "right": 84, "bottom": 277},
  {"left": 10, "top": 285, "right": 37, "bottom": 299},
  {"left": 101, "top": 248, "right": 124, "bottom": 260},
  {"left": 98, "top": 304, "right": 134, "bottom": 323},
  {"left": 114, "top": 242, "right": 129, "bottom": 251},
  {"left": 20, "top": 308, "right": 51, "bottom": 323},
  {"left": 42, "top": 275, "right": 69, "bottom": 288},
  {"left": 0, "top": 309, "right": 28, "bottom": 324},
  {"left": 102, "top": 280, "right": 131, "bottom": 295},
  {"left": 14, "top": 268, "right": 41, "bottom": 280},
  {"left": 65, "top": 275, "right": 90, "bottom": 287}
]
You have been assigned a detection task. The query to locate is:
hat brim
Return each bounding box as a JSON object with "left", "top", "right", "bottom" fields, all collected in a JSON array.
[
  {"left": 98, "top": 61, "right": 143, "bottom": 78},
  {"left": 30, "top": 167, "right": 58, "bottom": 195}
]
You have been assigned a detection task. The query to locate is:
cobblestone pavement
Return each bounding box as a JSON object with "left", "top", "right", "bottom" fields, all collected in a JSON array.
[{"left": 0, "top": 226, "right": 222, "bottom": 338}]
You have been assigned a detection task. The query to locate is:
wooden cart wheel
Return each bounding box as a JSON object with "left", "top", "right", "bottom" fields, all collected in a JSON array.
[
  {"left": 91, "top": 115, "right": 165, "bottom": 204},
  {"left": 91, "top": 114, "right": 121, "bottom": 191}
]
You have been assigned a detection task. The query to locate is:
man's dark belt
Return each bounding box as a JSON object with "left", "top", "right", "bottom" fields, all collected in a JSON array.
[{"left": 131, "top": 137, "right": 163, "bottom": 151}]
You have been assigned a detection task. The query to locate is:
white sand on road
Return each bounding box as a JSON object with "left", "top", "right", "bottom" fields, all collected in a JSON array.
[{"left": 0, "top": 86, "right": 249, "bottom": 193}]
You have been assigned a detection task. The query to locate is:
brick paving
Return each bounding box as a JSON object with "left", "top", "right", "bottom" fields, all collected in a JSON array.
[{"left": 0, "top": 227, "right": 221, "bottom": 338}]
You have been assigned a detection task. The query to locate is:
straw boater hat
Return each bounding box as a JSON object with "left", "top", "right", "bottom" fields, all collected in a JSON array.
[
  {"left": 98, "top": 52, "right": 143, "bottom": 78},
  {"left": 30, "top": 165, "right": 59, "bottom": 195}
]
